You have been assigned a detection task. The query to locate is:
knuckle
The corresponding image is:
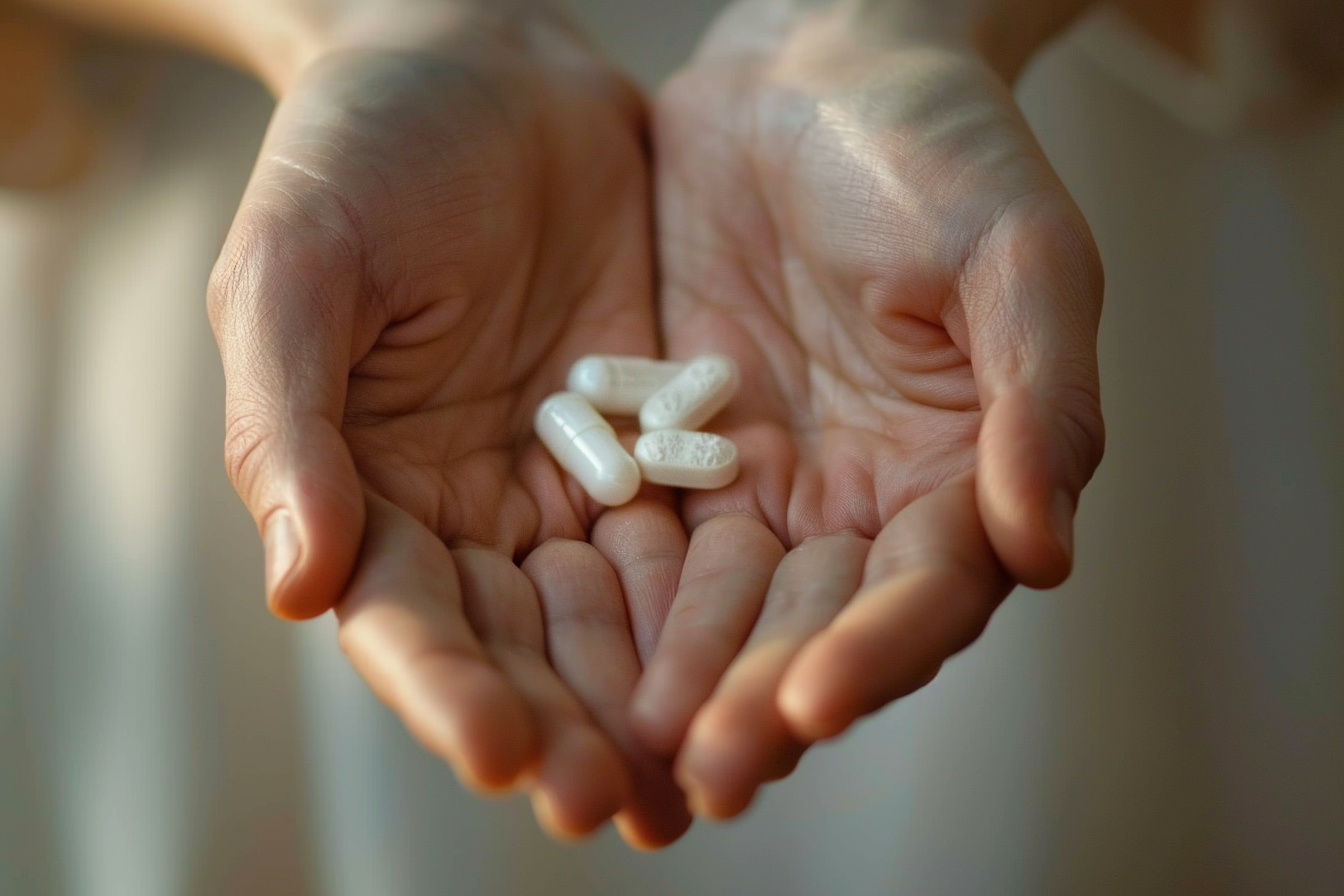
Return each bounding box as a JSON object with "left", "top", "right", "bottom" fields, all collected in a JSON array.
[
  {"left": 206, "top": 229, "right": 253, "bottom": 336},
  {"left": 530, "top": 536, "right": 600, "bottom": 568},
  {"left": 972, "top": 192, "right": 1103, "bottom": 314},
  {"left": 664, "top": 603, "right": 736, "bottom": 651},
  {"left": 207, "top": 182, "right": 368, "bottom": 343}
]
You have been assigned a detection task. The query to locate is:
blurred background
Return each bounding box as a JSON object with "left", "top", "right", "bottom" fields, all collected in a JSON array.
[{"left": 2, "top": 1, "right": 1342, "bottom": 894}]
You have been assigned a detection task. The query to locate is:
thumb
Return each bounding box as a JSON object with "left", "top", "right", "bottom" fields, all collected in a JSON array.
[
  {"left": 963, "top": 194, "right": 1106, "bottom": 589},
  {"left": 208, "top": 208, "right": 367, "bottom": 620}
]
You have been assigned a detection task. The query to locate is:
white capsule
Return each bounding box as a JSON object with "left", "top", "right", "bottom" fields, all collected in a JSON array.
[
  {"left": 639, "top": 355, "right": 739, "bottom": 432},
  {"left": 567, "top": 355, "right": 688, "bottom": 415},
  {"left": 534, "top": 392, "right": 641, "bottom": 506},
  {"left": 635, "top": 430, "right": 740, "bottom": 490}
]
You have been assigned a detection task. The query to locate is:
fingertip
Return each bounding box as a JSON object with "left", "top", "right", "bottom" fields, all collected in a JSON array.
[
  {"left": 676, "top": 695, "right": 775, "bottom": 821},
  {"left": 682, "top": 782, "right": 755, "bottom": 822},
  {"left": 614, "top": 804, "right": 693, "bottom": 851},
  {"left": 612, "top": 749, "right": 697, "bottom": 851},
  {"left": 531, "top": 791, "right": 601, "bottom": 843},
  {"left": 776, "top": 642, "right": 855, "bottom": 744},
  {"left": 262, "top": 509, "right": 304, "bottom": 618},
  {"left": 403, "top": 661, "right": 537, "bottom": 793},
  {"left": 234, "top": 416, "right": 364, "bottom": 619},
  {"left": 265, "top": 496, "right": 363, "bottom": 620},
  {"left": 458, "top": 739, "right": 534, "bottom": 795},
  {"left": 531, "top": 731, "right": 630, "bottom": 840},
  {"left": 267, "top": 574, "right": 339, "bottom": 622},
  {"left": 1018, "top": 486, "right": 1076, "bottom": 590},
  {"left": 984, "top": 499, "right": 1073, "bottom": 591},
  {"left": 778, "top": 590, "right": 959, "bottom": 744},
  {"left": 676, "top": 755, "right": 758, "bottom": 822},
  {"left": 464, "top": 701, "right": 537, "bottom": 793},
  {"left": 977, "top": 386, "right": 1078, "bottom": 590},
  {"left": 530, "top": 791, "right": 579, "bottom": 841},
  {"left": 761, "top": 742, "right": 807, "bottom": 783},
  {"left": 1039, "top": 487, "right": 1076, "bottom": 587},
  {"left": 777, "top": 696, "right": 846, "bottom": 745}
]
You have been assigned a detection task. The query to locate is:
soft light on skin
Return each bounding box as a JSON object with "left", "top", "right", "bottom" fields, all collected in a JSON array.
[{"left": 14, "top": 0, "right": 1135, "bottom": 850}]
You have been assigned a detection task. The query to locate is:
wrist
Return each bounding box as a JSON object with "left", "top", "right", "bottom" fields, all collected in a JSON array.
[
  {"left": 224, "top": 0, "right": 582, "bottom": 93},
  {"left": 974, "top": 0, "right": 1096, "bottom": 81},
  {"left": 703, "top": 0, "right": 1096, "bottom": 84}
]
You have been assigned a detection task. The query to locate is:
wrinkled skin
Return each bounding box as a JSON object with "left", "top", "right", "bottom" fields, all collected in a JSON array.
[
  {"left": 633, "top": 1, "right": 1105, "bottom": 820},
  {"left": 209, "top": 0, "right": 1105, "bottom": 850},
  {"left": 209, "top": 28, "right": 692, "bottom": 846}
]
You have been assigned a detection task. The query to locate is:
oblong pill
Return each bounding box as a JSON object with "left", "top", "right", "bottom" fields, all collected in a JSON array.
[
  {"left": 635, "top": 430, "right": 740, "bottom": 490},
  {"left": 567, "top": 355, "right": 688, "bottom": 415},
  {"left": 638, "top": 355, "right": 740, "bottom": 432},
  {"left": 535, "top": 392, "right": 641, "bottom": 506}
]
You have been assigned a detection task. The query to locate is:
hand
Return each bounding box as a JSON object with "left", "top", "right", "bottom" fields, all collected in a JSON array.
[
  {"left": 208, "top": 6, "right": 690, "bottom": 846},
  {"left": 631, "top": 0, "right": 1105, "bottom": 819}
]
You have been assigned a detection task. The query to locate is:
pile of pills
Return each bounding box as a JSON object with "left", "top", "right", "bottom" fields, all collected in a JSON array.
[{"left": 534, "top": 354, "right": 741, "bottom": 506}]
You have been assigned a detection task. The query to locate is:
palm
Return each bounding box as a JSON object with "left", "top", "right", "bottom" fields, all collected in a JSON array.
[
  {"left": 658, "top": 58, "right": 1002, "bottom": 536},
  {"left": 215, "top": 41, "right": 690, "bottom": 845},
  {"left": 635, "top": 30, "right": 1103, "bottom": 820},
  {"left": 270, "top": 50, "right": 649, "bottom": 545}
]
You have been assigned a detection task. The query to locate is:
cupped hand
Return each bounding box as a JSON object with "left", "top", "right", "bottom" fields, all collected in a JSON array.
[
  {"left": 208, "top": 12, "right": 689, "bottom": 846},
  {"left": 632, "top": 0, "right": 1105, "bottom": 820}
]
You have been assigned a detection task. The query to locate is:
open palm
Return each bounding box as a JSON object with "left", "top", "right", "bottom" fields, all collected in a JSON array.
[
  {"left": 633, "top": 4, "right": 1105, "bottom": 820},
  {"left": 210, "top": 32, "right": 689, "bottom": 845}
]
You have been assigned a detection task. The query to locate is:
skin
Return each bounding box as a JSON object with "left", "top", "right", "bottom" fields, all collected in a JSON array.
[
  {"left": 206, "top": 16, "right": 693, "bottom": 846},
  {"left": 637, "top": 0, "right": 1106, "bottom": 819},
  {"left": 13, "top": 0, "right": 1242, "bottom": 848}
]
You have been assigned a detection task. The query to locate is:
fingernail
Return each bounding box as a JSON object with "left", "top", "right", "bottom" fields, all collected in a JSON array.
[
  {"left": 264, "top": 510, "right": 299, "bottom": 595},
  {"left": 1049, "top": 489, "right": 1075, "bottom": 559}
]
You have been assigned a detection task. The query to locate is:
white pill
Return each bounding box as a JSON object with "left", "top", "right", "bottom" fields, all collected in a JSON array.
[
  {"left": 534, "top": 392, "right": 641, "bottom": 506},
  {"left": 639, "top": 355, "right": 739, "bottom": 432},
  {"left": 635, "top": 430, "right": 740, "bottom": 490},
  {"left": 567, "top": 355, "right": 688, "bottom": 415}
]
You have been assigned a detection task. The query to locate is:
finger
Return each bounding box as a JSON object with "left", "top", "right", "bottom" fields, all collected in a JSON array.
[
  {"left": 209, "top": 179, "right": 373, "bottom": 620},
  {"left": 590, "top": 498, "right": 688, "bottom": 665},
  {"left": 677, "top": 532, "right": 870, "bottom": 819},
  {"left": 779, "top": 472, "right": 1012, "bottom": 742},
  {"left": 960, "top": 195, "right": 1105, "bottom": 588},
  {"left": 453, "top": 547, "right": 630, "bottom": 840},
  {"left": 629, "top": 514, "right": 786, "bottom": 758},
  {"left": 525, "top": 538, "right": 692, "bottom": 850},
  {"left": 333, "top": 494, "right": 534, "bottom": 792}
]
